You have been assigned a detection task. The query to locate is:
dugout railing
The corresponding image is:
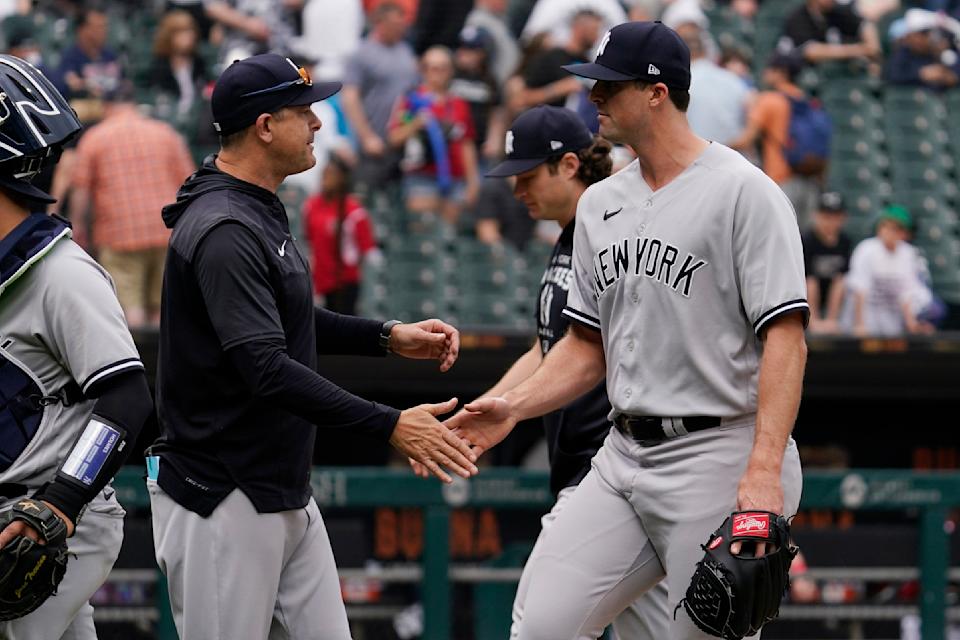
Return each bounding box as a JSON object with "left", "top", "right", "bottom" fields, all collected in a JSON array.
[{"left": 108, "top": 467, "right": 960, "bottom": 640}]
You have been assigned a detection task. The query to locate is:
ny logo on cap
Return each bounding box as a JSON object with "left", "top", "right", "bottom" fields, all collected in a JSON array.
[
  {"left": 597, "top": 30, "right": 612, "bottom": 57},
  {"left": 648, "top": 64, "right": 661, "bottom": 75},
  {"left": 505, "top": 130, "right": 514, "bottom": 155}
]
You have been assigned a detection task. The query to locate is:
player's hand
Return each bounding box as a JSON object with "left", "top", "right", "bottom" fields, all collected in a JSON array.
[
  {"left": 444, "top": 396, "right": 518, "bottom": 458},
  {"left": 408, "top": 456, "right": 429, "bottom": 479},
  {"left": 389, "top": 319, "right": 460, "bottom": 372},
  {"left": 390, "top": 398, "right": 478, "bottom": 484},
  {"left": 733, "top": 465, "right": 783, "bottom": 557},
  {"left": 0, "top": 501, "right": 74, "bottom": 549}
]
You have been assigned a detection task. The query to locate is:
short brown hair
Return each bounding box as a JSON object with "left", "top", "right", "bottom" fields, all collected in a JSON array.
[
  {"left": 153, "top": 10, "right": 199, "bottom": 59},
  {"left": 219, "top": 109, "right": 287, "bottom": 149},
  {"left": 545, "top": 136, "right": 613, "bottom": 186},
  {"left": 635, "top": 80, "right": 690, "bottom": 112}
]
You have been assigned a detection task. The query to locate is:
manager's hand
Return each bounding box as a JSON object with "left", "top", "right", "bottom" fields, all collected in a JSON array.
[
  {"left": 390, "top": 398, "right": 478, "bottom": 483},
  {"left": 388, "top": 319, "right": 460, "bottom": 372}
]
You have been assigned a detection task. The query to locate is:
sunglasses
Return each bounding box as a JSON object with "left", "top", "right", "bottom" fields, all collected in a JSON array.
[{"left": 241, "top": 62, "right": 312, "bottom": 98}]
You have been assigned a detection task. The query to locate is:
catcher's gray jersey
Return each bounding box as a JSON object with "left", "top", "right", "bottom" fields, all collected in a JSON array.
[
  {"left": 563, "top": 143, "right": 809, "bottom": 418},
  {"left": 0, "top": 232, "right": 143, "bottom": 488}
]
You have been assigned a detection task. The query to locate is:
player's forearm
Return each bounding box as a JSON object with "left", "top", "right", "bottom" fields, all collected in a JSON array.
[
  {"left": 35, "top": 371, "right": 153, "bottom": 525},
  {"left": 503, "top": 325, "right": 605, "bottom": 421},
  {"left": 748, "top": 314, "right": 806, "bottom": 475},
  {"left": 485, "top": 342, "right": 542, "bottom": 398},
  {"left": 227, "top": 337, "right": 399, "bottom": 439},
  {"left": 314, "top": 306, "right": 384, "bottom": 356}
]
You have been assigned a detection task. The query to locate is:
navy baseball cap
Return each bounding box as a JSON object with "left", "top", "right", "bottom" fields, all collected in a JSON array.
[
  {"left": 486, "top": 106, "right": 593, "bottom": 178},
  {"left": 562, "top": 21, "right": 691, "bottom": 91},
  {"left": 211, "top": 54, "right": 341, "bottom": 136}
]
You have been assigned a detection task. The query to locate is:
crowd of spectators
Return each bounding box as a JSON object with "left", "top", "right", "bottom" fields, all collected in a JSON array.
[{"left": 6, "top": 0, "right": 960, "bottom": 335}]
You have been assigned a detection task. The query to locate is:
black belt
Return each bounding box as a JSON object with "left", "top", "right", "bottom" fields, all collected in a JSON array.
[{"left": 614, "top": 414, "right": 721, "bottom": 446}]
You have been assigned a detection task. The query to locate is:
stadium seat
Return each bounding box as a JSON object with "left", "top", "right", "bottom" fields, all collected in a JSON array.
[
  {"left": 883, "top": 86, "right": 947, "bottom": 117},
  {"left": 891, "top": 162, "right": 958, "bottom": 202},
  {"left": 828, "top": 160, "right": 887, "bottom": 193}
]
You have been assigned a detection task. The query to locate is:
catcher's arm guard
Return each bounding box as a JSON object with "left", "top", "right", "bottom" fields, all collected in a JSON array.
[
  {"left": 678, "top": 511, "right": 798, "bottom": 640},
  {"left": 0, "top": 497, "right": 69, "bottom": 621}
]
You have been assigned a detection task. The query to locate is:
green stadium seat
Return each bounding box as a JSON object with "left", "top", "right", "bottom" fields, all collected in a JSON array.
[
  {"left": 885, "top": 115, "right": 951, "bottom": 143},
  {"left": 819, "top": 81, "right": 880, "bottom": 109},
  {"left": 449, "top": 293, "right": 525, "bottom": 330},
  {"left": 830, "top": 134, "right": 886, "bottom": 163},
  {"left": 839, "top": 188, "right": 891, "bottom": 218},
  {"left": 886, "top": 134, "right": 951, "bottom": 162},
  {"left": 892, "top": 190, "right": 951, "bottom": 217},
  {"left": 824, "top": 104, "right": 883, "bottom": 134},
  {"left": 827, "top": 160, "right": 887, "bottom": 193},
  {"left": 883, "top": 86, "right": 947, "bottom": 114},
  {"left": 891, "top": 163, "right": 958, "bottom": 201}
]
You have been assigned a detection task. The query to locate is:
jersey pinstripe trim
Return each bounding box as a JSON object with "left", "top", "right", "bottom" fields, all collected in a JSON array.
[
  {"left": 81, "top": 358, "right": 145, "bottom": 394},
  {"left": 562, "top": 307, "right": 602, "bottom": 331},
  {"left": 753, "top": 299, "right": 810, "bottom": 335}
]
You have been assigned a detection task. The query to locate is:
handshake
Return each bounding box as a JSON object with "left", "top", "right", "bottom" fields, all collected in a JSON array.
[{"left": 384, "top": 319, "right": 518, "bottom": 483}]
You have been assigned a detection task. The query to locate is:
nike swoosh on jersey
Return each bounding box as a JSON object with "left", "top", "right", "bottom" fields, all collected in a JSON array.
[
  {"left": 603, "top": 207, "right": 623, "bottom": 221},
  {"left": 278, "top": 240, "right": 287, "bottom": 257}
]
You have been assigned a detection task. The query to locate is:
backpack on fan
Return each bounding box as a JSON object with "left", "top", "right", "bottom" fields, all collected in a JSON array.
[{"left": 783, "top": 95, "right": 832, "bottom": 176}]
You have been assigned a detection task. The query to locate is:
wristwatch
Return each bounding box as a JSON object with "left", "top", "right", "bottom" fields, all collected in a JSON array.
[{"left": 379, "top": 320, "right": 402, "bottom": 353}]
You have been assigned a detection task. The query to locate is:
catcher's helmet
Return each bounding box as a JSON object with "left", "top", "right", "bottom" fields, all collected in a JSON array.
[{"left": 0, "top": 54, "right": 80, "bottom": 180}]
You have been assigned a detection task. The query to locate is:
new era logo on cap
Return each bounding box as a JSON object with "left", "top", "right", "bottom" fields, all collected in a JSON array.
[
  {"left": 487, "top": 106, "right": 593, "bottom": 178},
  {"left": 647, "top": 64, "right": 660, "bottom": 75}
]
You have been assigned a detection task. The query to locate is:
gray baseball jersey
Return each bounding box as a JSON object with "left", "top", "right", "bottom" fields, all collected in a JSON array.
[
  {"left": 513, "top": 143, "right": 807, "bottom": 640},
  {"left": 563, "top": 143, "right": 809, "bottom": 418},
  {"left": 0, "top": 233, "right": 143, "bottom": 488},
  {"left": 0, "top": 226, "right": 139, "bottom": 639}
]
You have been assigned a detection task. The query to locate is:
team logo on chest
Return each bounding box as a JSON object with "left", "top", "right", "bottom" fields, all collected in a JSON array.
[{"left": 592, "top": 236, "right": 707, "bottom": 298}]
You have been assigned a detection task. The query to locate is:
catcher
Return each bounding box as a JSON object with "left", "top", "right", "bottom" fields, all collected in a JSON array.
[{"left": 0, "top": 55, "right": 153, "bottom": 638}]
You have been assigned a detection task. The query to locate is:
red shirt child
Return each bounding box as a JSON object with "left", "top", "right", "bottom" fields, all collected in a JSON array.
[{"left": 303, "top": 161, "right": 376, "bottom": 312}]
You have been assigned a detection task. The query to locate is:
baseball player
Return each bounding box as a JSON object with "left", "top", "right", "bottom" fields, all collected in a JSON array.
[
  {"left": 413, "top": 105, "right": 671, "bottom": 639},
  {"left": 447, "top": 21, "right": 807, "bottom": 639},
  {"left": 0, "top": 55, "right": 154, "bottom": 638},
  {"left": 147, "top": 54, "right": 478, "bottom": 640}
]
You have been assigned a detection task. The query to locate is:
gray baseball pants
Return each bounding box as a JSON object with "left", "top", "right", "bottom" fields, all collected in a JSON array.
[
  {"left": 0, "top": 488, "right": 125, "bottom": 640},
  {"left": 513, "top": 419, "right": 803, "bottom": 640},
  {"left": 511, "top": 483, "right": 671, "bottom": 640},
  {"left": 148, "top": 480, "right": 351, "bottom": 640}
]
